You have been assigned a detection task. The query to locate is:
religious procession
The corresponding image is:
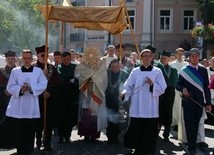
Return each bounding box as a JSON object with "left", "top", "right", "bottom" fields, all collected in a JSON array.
[{"left": 0, "top": 0, "right": 214, "bottom": 155}]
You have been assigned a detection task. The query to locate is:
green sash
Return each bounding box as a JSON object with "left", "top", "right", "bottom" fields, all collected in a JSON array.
[{"left": 179, "top": 65, "right": 205, "bottom": 102}]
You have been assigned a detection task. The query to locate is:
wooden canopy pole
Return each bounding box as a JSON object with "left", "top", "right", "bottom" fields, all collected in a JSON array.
[
  {"left": 122, "top": 0, "right": 140, "bottom": 56},
  {"left": 119, "top": 32, "right": 123, "bottom": 64},
  {"left": 60, "top": 21, "right": 64, "bottom": 52},
  {"left": 44, "top": 0, "right": 49, "bottom": 141}
]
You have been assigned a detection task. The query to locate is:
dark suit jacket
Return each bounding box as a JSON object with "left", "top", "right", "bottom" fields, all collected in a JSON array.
[{"left": 176, "top": 64, "right": 211, "bottom": 106}]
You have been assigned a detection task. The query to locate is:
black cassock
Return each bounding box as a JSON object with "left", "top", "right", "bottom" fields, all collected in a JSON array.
[
  {"left": 57, "top": 63, "right": 79, "bottom": 141},
  {"left": 0, "top": 66, "right": 14, "bottom": 124},
  {"left": 34, "top": 62, "right": 60, "bottom": 149}
]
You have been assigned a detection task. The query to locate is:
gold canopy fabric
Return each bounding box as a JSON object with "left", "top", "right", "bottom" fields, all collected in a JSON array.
[{"left": 37, "top": 5, "right": 127, "bottom": 34}]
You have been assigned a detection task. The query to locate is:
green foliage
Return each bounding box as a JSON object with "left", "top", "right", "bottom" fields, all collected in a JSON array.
[
  {"left": 196, "top": 0, "right": 214, "bottom": 24},
  {"left": 193, "top": 1, "right": 214, "bottom": 43},
  {"left": 0, "top": 3, "right": 15, "bottom": 50},
  {"left": 191, "top": 24, "right": 214, "bottom": 42},
  {"left": 0, "top": 0, "right": 57, "bottom": 55}
]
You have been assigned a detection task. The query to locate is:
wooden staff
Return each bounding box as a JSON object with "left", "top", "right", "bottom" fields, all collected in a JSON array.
[
  {"left": 123, "top": 0, "right": 140, "bottom": 56},
  {"left": 44, "top": 0, "right": 49, "bottom": 141},
  {"left": 60, "top": 21, "right": 64, "bottom": 52},
  {"left": 119, "top": 32, "right": 123, "bottom": 64}
]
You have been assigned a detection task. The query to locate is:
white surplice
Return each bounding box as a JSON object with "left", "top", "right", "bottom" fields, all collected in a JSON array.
[
  {"left": 170, "top": 60, "right": 188, "bottom": 126},
  {"left": 101, "top": 54, "right": 117, "bottom": 68},
  {"left": 6, "top": 66, "right": 47, "bottom": 119},
  {"left": 123, "top": 66, "right": 166, "bottom": 118},
  {"left": 170, "top": 60, "right": 189, "bottom": 141}
]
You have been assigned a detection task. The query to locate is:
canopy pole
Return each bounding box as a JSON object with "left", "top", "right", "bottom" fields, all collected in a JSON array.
[
  {"left": 60, "top": 21, "right": 64, "bottom": 52},
  {"left": 44, "top": 0, "right": 49, "bottom": 141},
  {"left": 123, "top": 0, "right": 140, "bottom": 56},
  {"left": 119, "top": 32, "right": 123, "bottom": 64}
]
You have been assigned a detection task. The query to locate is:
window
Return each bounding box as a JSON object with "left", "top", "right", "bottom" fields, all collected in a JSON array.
[
  {"left": 183, "top": 10, "right": 194, "bottom": 30},
  {"left": 126, "top": 10, "right": 135, "bottom": 30},
  {"left": 160, "top": 10, "right": 171, "bottom": 31}
]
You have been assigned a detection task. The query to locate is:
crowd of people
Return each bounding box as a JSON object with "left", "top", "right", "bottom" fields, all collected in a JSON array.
[{"left": 0, "top": 44, "right": 213, "bottom": 155}]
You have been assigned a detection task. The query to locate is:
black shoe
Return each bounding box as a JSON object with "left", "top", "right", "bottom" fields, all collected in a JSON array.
[
  {"left": 58, "top": 140, "right": 63, "bottom": 144},
  {"left": 36, "top": 140, "right": 41, "bottom": 150},
  {"left": 107, "top": 139, "right": 114, "bottom": 144},
  {"left": 114, "top": 139, "right": 119, "bottom": 144},
  {"left": 84, "top": 136, "right": 90, "bottom": 142},
  {"left": 173, "top": 125, "right": 178, "bottom": 131},
  {"left": 58, "top": 138, "right": 64, "bottom": 144},
  {"left": 189, "top": 151, "right": 196, "bottom": 155},
  {"left": 108, "top": 138, "right": 119, "bottom": 144},
  {"left": 16, "top": 151, "right": 31, "bottom": 155},
  {"left": 43, "top": 146, "right": 52, "bottom": 152},
  {"left": 89, "top": 138, "right": 97, "bottom": 143},
  {"left": 163, "top": 137, "right": 169, "bottom": 142},
  {"left": 65, "top": 139, "right": 72, "bottom": 143},
  {"left": 197, "top": 142, "right": 208, "bottom": 148}
]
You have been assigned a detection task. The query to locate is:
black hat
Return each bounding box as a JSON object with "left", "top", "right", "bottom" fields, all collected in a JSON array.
[
  {"left": 188, "top": 48, "right": 200, "bottom": 56},
  {"left": 4, "top": 50, "right": 16, "bottom": 57},
  {"left": 144, "top": 45, "right": 156, "bottom": 53},
  {"left": 160, "top": 50, "right": 171, "bottom": 57},
  {"left": 53, "top": 51, "right": 61, "bottom": 56},
  {"left": 35, "top": 45, "right": 49, "bottom": 54}
]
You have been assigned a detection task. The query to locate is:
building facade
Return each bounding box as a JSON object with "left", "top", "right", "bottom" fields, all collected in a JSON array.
[{"left": 64, "top": 0, "right": 201, "bottom": 57}]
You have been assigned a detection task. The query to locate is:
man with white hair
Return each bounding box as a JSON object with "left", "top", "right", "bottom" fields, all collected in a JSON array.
[
  {"left": 101, "top": 45, "right": 117, "bottom": 68},
  {"left": 69, "top": 49, "right": 79, "bottom": 65}
]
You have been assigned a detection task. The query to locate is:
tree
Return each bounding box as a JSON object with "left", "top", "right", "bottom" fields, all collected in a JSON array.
[
  {"left": 0, "top": 0, "right": 57, "bottom": 55},
  {"left": 196, "top": 0, "right": 214, "bottom": 24},
  {"left": 0, "top": 2, "right": 16, "bottom": 51}
]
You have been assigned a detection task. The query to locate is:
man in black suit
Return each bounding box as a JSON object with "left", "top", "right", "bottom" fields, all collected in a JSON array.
[{"left": 176, "top": 48, "right": 212, "bottom": 155}]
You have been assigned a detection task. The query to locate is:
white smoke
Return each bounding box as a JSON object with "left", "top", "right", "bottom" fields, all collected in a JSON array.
[{"left": 0, "top": 0, "right": 59, "bottom": 55}]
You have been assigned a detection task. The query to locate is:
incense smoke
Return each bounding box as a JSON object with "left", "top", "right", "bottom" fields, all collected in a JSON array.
[{"left": 0, "top": 1, "right": 58, "bottom": 55}]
